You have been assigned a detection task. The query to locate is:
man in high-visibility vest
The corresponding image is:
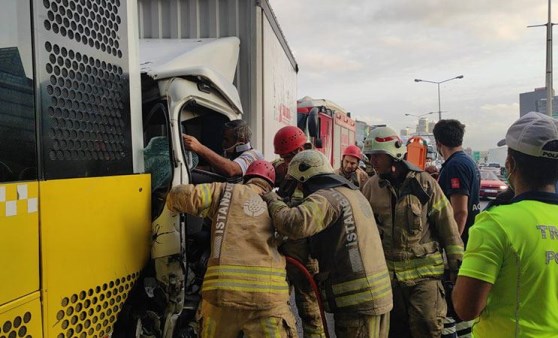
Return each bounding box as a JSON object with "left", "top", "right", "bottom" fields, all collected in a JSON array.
[
  {"left": 167, "top": 160, "right": 297, "bottom": 337},
  {"left": 361, "top": 127, "right": 463, "bottom": 338},
  {"left": 263, "top": 150, "right": 393, "bottom": 338},
  {"left": 453, "top": 112, "right": 558, "bottom": 337}
]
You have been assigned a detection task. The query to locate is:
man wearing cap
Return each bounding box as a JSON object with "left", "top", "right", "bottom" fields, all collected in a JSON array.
[
  {"left": 361, "top": 126, "right": 463, "bottom": 338},
  {"left": 334, "top": 144, "right": 369, "bottom": 189},
  {"left": 453, "top": 112, "right": 558, "bottom": 337}
]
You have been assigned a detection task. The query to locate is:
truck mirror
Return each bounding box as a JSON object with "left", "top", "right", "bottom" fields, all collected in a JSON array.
[
  {"left": 314, "top": 138, "right": 323, "bottom": 148},
  {"left": 307, "top": 107, "right": 320, "bottom": 137}
]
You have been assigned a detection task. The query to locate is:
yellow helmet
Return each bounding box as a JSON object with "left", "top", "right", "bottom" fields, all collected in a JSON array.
[
  {"left": 362, "top": 127, "right": 405, "bottom": 160},
  {"left": 287, "top": 150, "right": 334, "bottom": 182}
]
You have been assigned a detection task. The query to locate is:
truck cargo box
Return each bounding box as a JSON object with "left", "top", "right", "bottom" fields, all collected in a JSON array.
[{"left": 137, "top": 0, "right": 298, "bottom": 159}]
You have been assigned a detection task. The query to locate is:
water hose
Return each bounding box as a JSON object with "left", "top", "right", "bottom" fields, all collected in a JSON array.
[{"left": 285, "top": 256, "right": 330, "bottom": 338}]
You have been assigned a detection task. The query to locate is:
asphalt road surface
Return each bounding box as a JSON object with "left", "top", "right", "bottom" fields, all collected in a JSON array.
[{"left": 293, "top": 199, "right": 490, "bottom": 337}]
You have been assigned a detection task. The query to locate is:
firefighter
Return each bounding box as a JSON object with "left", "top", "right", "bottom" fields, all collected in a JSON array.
[
  {"left": 361, "top": 127, "right": 463, "bottom": 338},
  {"left": 263, "top": 150, "right": 393, "bottom": 338},
  {"left": 335, "top": 144, "right": 369, "bottom": 189},
  {"left": 166, "top": 160, "right": 297, "bottom": 338},
  {"left": 272, "top": 125, "right": 308, "bottom": 196},
  {"left": 272, "top": 126, "right": 324, "bottom": 338}
]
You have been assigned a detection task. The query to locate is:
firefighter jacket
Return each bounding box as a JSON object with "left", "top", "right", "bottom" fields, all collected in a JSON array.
[
  {"left": 361, "top": 166, "right": 464, "bottom": 285},
  {"left": 167, "top": 179, "right": 289, "bottom": 310},
  {"left": 265, "top": 186, "right": 393, "bottom": 316},
  {"left": 334, "top": 167, "right": 369, "bottom": 189},
  {"left": 272, "top": 158, "right": 304, "bottom": 204}
]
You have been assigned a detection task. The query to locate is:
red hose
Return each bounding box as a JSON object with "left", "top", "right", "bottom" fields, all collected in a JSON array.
[{"left": 285, "top": 256, "right": 330, "bottom": 338}]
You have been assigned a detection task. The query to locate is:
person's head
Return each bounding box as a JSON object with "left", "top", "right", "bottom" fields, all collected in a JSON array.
[
  {"left": 503, "top": 112, "right": 558, "bottom": 191},
  {"left": 223, "top": 120, "right": 252, "bottom": 156},
  {"left": 362, "top": 127, "right": 405, "bottom": 176},
  {"left": 433, "top": 119, "right": 465, "bottom": 158},
  {"left": 425, "top": 165, "right": 440, "bottom": 180},
  {"left": 244, "top": 160, "right": 276, "bottom": 190},
  {"left": 287, "top": 150, "right": 334, "bottom": 183},
  {"left": 341, "top": 145, "right": 363, "bottom": 174},
  {"left": 273, "top": 126, "right": 307, "bottom": 164}
]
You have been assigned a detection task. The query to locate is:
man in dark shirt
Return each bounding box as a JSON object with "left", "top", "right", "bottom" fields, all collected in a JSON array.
[
  {"left": 433, "top": 119, "right": 481, "bottom": 246},
  {"left": 433, "top": 119, "right": 481, "bottom": 338}
]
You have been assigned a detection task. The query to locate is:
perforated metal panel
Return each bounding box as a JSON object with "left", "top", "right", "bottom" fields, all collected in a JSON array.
[
  {"left": 36, "top": 0, "right": 132, "bottom": 179},
  {"left": 0, "top": 293, "right": 42, "bottom": 338},
  {"left": 52, "top": 273, "right": 138, "bottom": 338}
]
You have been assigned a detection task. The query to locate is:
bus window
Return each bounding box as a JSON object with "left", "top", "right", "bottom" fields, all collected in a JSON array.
[{"left": 0, "top": 0, "right": 36, "bottom": 182}]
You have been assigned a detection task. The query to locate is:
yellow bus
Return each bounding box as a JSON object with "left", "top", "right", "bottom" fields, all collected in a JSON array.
[{"left": 0, "top": 1, "right": 150, "bottom": 337}]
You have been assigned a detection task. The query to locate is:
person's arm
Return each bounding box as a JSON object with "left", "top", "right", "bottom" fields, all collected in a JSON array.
[
  {"left": 452, "top": 276, "right": 492, "bottom": 320},
  {"left": 264, "top": 191, "right": 337, "bottom": 239},
  {"left": 440, "top": 163, "right": 473, "bottom": 234},
  {"left": 166, "top": 183, "right": 221, "bottom": 217},
  {"left": 450, "top": 194, "right": 469, "bottom": 235},
  {"left": 427, "top": 176, "right": 464, "bottom": 274},
  {"left": 183, "top": 135, "right": 242, "bottom": 177},
  {"left": 453, "top": 212, "right": 505, "bottom": 320}
]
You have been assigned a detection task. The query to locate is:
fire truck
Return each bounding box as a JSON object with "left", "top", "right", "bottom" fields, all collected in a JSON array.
[
  {"left": 0, "top": 0, "right": 297, "bottom": 337},
  {"left": 297, "top": 96, "right": 356, "bottom": 169}
]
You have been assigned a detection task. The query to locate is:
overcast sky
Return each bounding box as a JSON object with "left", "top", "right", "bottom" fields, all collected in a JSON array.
[{"left": 269, "top": 0, "right": 552, "bottom": 150}]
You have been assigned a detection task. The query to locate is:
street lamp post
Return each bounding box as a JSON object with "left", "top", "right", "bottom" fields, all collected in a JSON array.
[
  {"left": 414, "top": 75, "right": 464, "bottom": 121},
  {"left": 404, "top": 112, "right": 436, "bottom": 118}
]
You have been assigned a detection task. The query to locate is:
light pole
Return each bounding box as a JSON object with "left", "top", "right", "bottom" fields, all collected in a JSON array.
[
  {"left": 414, "top": 75, "right": 464, "bottom": 121},
  {"left": 404, "top": 112, "right": 436, "bottom": 118},
  {"left": 527, "top": 0, "right": 555, "bottom": 116}
]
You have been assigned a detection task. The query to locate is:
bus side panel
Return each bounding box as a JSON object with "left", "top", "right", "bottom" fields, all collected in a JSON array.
[
  {"left": 34, "top": 0, "right": 134, "bottom": 180},
  {"left": 0, "top": 182, "right": 39, "bottom": 306},
  {"left": 0, "top": 292, "right": 43, "bottom": 337},
  {"left": 39, "top": 174, "right": 151, "bottom": 337}
]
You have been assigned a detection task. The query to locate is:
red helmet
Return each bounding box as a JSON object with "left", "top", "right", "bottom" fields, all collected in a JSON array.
[
  {"left": 274, "top": 126, "right": 306, "bottom": 155},
  {"left": 245, "top": 160, "right": 276, "bottom": 185},
  {"left": 342, "top": 145, "right": 363, "bottom": 160}
]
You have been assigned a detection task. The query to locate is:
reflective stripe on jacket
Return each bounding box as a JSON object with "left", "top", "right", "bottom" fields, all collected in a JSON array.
[
  {"left": 167, "top": 180, "right": 289, "bottom": 309},
  {"left": 361, "top": 169, "right": 463, "bottom": 284},
  {"left": 268, "top": 186, "right": 393, "bottom": 315}
]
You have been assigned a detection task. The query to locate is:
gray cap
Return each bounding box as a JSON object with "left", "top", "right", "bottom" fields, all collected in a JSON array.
[{"left": 504, "top": 112, "right": 558, "bottom": 159}]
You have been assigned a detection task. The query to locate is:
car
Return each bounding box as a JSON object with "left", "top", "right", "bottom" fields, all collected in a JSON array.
[{"left": 479, "top": 170, "right": 508, "bottom": 199}]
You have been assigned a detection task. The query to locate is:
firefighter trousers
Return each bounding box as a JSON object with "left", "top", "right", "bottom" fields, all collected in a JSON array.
[
  {"left": 282, "top": 239, "right": 324, "bottom": 338},
  {"left": 334, "top": 312, "right": 390, "bottom": 338},
  {"left": 389, "top": 279, "right": 446, "bottom": 338},
  {"left": 198, "top": 300, "right": 298, "bottom": 338}
]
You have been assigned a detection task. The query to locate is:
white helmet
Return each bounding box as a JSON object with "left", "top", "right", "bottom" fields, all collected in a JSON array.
[
  {"left": 287, "top": 150, "right": 334, "bottom": 182},
  {"left": 362, "top": 127, "right": 405, "bottom": 160}
]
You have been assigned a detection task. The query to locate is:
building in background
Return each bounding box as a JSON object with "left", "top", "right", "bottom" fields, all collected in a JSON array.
[
  {"left": 416, "top": 117, "right": 428, "bottom": 134},
  {"left": 427, "top": 121, "right": 436, "bottom": 133},
  {"left": 519, "top": 87, "right": 558, "bottom": 118},
  {"left": 400, "top": 127, "right": 409, "bottom": 137},
  {"left": 355, "top": 120, "right": 369, "bottom": 147}
]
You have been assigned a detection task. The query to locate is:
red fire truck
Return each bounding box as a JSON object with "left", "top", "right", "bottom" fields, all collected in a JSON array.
[{"left": 297, "top": 96, "right": 356, "bottom": 169}]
